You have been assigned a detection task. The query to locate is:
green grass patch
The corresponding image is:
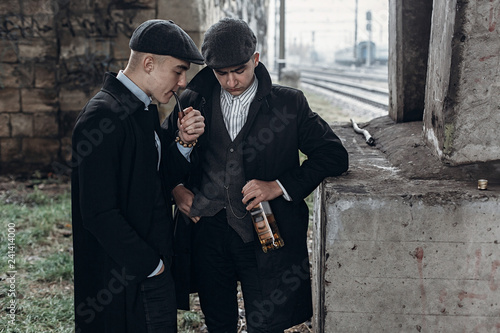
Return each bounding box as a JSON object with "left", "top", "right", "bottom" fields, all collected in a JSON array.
[
  {"left": 31, "top": 251, "right": 74, "bottom": 282},
  {"left": 0, "top": 185, "right": 74, "bottom": 332},
  {"left": 178, "top": 310, "right": 204, "bottom": 331},
  {"left": 299, "top": 151, "right": 315, "bottom": 216},
  {"left": 10, "top": 286, "right": 74, "bottom": 333}
]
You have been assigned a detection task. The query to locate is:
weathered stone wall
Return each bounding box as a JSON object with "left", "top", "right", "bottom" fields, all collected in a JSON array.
[
  {"left": 0, "top": 0, "right": 269, "bottom": 175},
  {"left": 423, "top": 0, "right": 500, "bottom": 165}
]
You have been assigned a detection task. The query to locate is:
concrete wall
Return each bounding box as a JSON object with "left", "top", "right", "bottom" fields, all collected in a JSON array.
[
  {"left": 313, "top": 120, "right": 500, "bottom": 332},
  {"left": 0, "top": 0, "right": 269, "bottom": 175},
  {"left": 424, "top": 0, "right": 500, "bottom": 165},
  {"left": 314, "top": 2, "right": 500, "bottom": 331}
]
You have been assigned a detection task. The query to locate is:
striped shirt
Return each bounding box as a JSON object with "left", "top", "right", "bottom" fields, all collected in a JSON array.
[{"left": 220, "top": 76, "right": 259, "bottom": 141}]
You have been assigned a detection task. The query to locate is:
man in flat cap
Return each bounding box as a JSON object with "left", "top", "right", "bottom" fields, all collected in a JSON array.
[
  {"left": 164, "top": 17, "right": 348, "bottom": 332},
  {"left": 71, "top": 19, "right": 205, "bottom": 333}
]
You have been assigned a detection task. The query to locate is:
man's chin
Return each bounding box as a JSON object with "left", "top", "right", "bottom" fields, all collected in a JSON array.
[
  {"left": 157, "top": 95, "right": 172, "bottom": 105},
  {"left": 228, "top": 89, "right": 242, "bottom": 96}
]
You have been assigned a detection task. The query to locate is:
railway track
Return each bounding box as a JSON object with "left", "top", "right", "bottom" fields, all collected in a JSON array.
[{"left": 299, "top": 67, "right": 389, "bottom": 111}]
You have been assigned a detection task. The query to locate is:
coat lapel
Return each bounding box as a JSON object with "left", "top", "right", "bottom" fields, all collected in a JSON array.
[{"left": 239, "top": 97, "right": 262, "bottom": 141}]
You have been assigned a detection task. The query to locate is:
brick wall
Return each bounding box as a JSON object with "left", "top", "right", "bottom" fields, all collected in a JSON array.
[
  {"left": 0, "top": 0, "right": 144, "bottom": 175},
  {"left": 0, "top": 0, "right": 270, "bottom": 175}
]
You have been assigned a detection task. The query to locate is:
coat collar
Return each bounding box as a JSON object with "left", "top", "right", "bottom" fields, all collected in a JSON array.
[{"left": 101, "top": 72, "right": 146, "bottom": 113}]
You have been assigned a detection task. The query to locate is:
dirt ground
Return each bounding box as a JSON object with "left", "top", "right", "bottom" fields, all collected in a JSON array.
[{"left": 0, "top": 174, "right": 70, "bottom": 201}]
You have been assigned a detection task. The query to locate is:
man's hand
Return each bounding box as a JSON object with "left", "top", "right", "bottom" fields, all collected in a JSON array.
[
  {"left": 172, "top": 185, "right": 201, "bottom": 223},
  {"left": 178, "top": 107, "right": 205, "bottom": 144},
  {"left": 242, "top": 180, "right": 283, "bottom": 210}
]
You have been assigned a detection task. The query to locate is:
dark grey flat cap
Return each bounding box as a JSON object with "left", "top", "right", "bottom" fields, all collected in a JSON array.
[
  {"left": 129, "top": 19, "right": 204, "bottom": 65},
  {"left": 201, "top": 18, "right": 257, "bottom": 69}
]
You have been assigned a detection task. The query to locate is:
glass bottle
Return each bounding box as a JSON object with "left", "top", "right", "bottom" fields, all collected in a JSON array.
[{"left": 249, "top": 201, "right": 285, "bottom": 253}]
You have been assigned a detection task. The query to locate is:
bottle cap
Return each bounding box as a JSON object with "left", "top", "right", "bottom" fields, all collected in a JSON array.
[{"left": 478, "top": 179, "right": 488, "bottom": 190}]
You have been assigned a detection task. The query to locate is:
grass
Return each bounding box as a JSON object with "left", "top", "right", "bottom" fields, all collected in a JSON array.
[
  {"left": 302, "top": 87, "right": 353, "bottom": 123},
  {"left": 178, "top": 309, "right": 204, "bottom": 332},
  {"left": 0, "top": 185, "right": 74, "bottom": 333}
]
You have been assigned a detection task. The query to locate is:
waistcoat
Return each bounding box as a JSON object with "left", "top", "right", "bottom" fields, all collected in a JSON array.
[{"left": 191, "top": 88, "right": 254, "bottom": 242}]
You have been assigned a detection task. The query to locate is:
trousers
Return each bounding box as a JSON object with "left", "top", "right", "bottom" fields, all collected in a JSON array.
[{"left": 193, "top": 210, "right": 276, "bottom": 333}]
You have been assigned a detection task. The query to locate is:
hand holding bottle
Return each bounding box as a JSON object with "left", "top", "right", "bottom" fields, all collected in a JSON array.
[{"left": 242, "top": 179, "right": 283, "bottom": 210}]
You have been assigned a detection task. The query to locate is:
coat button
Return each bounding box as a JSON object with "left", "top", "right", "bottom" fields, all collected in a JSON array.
[{"left": 229, "top": 148, "right": 234, "bottom": 153}]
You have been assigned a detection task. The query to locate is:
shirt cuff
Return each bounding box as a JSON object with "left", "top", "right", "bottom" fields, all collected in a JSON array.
[
  {"left": 148, "top": 259, "right": 163, "bottom": 278},
  {"left": 177, "top": 143, "right": 193, "bottom": 162},
  {"left": 276, "top": 180, "right": 292, "bottom": 201}
]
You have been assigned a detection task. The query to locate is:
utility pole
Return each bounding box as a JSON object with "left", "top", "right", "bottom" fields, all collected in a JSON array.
[
  {"left": 354, "top": 0, "right": 358, "bottom": 60},
  {"left": 311, "top": 30, "right": 315, "bottom": 64},
  {"left": 278, "top": 0, "right": 285, "bottom": 80},
  {"left": 274, "top": 0, "right": 279, "bottom": 71},
  {"left": 366, "top": 10, "right": 372, "bottom": 66}
]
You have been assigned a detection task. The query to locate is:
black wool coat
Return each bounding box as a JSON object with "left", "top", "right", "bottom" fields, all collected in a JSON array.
[
  {"left": 71, "top": 73, "right": 193, "bottom": 333},
  {"left": 163, "top": 63, "right": 349, "bottom": 332}
]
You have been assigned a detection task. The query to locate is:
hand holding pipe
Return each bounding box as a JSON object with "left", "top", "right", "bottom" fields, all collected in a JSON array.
[{"left": 350, "top": 119, "right": 375, "bottom": 146}]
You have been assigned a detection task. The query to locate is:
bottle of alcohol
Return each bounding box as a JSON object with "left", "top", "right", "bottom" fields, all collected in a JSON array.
[{"left": 249, "top": 201, "right": 285, "bottom": 253}]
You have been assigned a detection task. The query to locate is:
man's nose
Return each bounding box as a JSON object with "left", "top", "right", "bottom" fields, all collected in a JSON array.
[
  {"left": 178, "top": 72, "right": 187, "bottom": 88},
  {"left": 226, "top": 73, "right": 237, "bottom": 88}
]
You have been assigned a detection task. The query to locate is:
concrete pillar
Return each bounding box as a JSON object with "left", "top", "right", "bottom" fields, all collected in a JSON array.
[
  {"left": 313, "top": 119, "right": 500, "bottom": 332},
  {"left": 388, "top": 0, "right": 433, "bottom": 122},
  {"left": 423, "top": 0, "right": 500, "bottom": 165}
]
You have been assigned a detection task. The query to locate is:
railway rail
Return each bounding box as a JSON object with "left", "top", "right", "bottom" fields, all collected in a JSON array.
[{"left": 299, "top": 67, "right": 389, "bottom": 111}]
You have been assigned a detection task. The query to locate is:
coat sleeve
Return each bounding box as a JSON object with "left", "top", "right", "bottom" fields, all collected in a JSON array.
[
  {"left": 160, "top": 138, "right": 198, "bottom": 193},
  {"left": 277, "top": 90, "right": 349, "bottom": 201},
  {"left": 74, "top": 105, "right": 160, "bottom": 281}
]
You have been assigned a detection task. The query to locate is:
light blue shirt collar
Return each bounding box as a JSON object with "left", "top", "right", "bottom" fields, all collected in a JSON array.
[
  {"left": 116, "top": 71, "right": 193, "bottom": 161},
  {"left": 116, "top": 70, "right": 152, "bottom": 109}
]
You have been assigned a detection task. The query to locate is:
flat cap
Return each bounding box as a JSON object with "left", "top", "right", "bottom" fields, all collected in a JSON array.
[
  {"left": 201, "top": 17, "right": 257, "bottom": 69},
  {"left": 129, "top": 19, "right": 204, "bottom": 65}
]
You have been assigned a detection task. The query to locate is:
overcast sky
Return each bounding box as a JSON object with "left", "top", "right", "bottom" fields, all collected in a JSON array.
[{"left": 266, "top": 0, "right": 389, "bottom": 65}]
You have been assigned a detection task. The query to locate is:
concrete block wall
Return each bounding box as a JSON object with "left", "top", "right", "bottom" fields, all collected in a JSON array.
[
  {"left": 313, "top": 120, "right": 500, "bottom": 332},
  {"left": 0, "top": 0, "right": 146, "bottom": 174},
  {"left": 423, "top": 0, "right": 500, "bottom": 165},
  {"left": 0, "top": 0, "right": 269, "bottom": 175}
]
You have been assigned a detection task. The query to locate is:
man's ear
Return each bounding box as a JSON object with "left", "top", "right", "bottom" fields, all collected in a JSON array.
[
  {"left": 254, "top": 52, "right": 260, "bottom": 66},
  {"left": 143, "top": 54, "right": 154, "bottom": 74}
]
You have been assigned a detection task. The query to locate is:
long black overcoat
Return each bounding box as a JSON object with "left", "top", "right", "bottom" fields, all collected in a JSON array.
[
  {"left": 163, "top": 63, "right": 348, "bottom": 332},
  {"left": 71, "top": 73, "right": 192, "bottom": 333}
]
